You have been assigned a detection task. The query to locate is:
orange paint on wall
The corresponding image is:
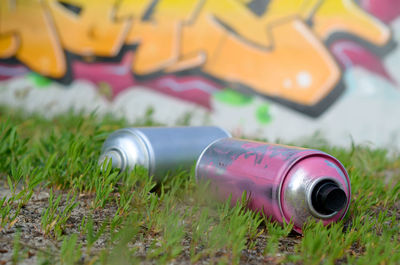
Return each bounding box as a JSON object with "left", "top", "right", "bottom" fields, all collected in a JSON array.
[
  {"left": 46, "top": 0, "right": 132, "bottom": 56},
  {"left": 0, "top": 0, "right": 393, "bottom": 110},
  {"left": 115, "top": 0, "right": 151, "bottom": 20},
  {"left": 313, "top": 0, "right": 390, "bottom": 45},
  {"left": 203, "top": 19, "right": 340, "bottom": 105},
  {"left": 0, "top": 0, "right": 66, "bottom": 77},
  {"left": 131, "top": 0, "right": 341, "bottom": 105},
  {"left": 0, "top": 33, "right": 18, "bottom": 58},
  {"left": 125, "top": 0, "right": 200, "bottom": 74},
  {"left": 241, "top": 0, "right": 390, "bottom": 46}
]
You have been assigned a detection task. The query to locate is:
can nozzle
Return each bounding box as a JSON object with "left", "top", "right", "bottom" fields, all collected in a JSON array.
[
  {"left": 99, "top": 150, "right": 123, "bottom": 170},
  {"left": 312, "top": 180, "right": 347, "bottom": 215}
]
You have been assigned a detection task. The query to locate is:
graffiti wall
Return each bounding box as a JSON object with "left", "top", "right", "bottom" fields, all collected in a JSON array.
[{"left": 1, "top": 0, "right": 400, "bottom": 148}]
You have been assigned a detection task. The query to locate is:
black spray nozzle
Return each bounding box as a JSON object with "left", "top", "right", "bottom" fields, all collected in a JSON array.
[{"left": 311, "top": 180, "right": 347, "bottom": 215}]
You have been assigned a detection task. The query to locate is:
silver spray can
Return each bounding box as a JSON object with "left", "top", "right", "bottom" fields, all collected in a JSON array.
[
  {"left": 195, "top": 138, "right": 351, "bottom": 233},
  {"left": 99, "top": 126, "right": 231, "bottom": 180}
]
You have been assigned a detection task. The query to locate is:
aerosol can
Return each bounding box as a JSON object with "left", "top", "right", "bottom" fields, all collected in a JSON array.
[
  {"left": 195, "top": 138, "right": 351, "bottom": 233},
  {"left": 99, "top": 126, "right": 231, "bottom": 179}
]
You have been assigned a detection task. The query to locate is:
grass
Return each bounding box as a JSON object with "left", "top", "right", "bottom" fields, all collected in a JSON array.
[{"left": 0, "top": 105, "right": 399, "bottom": 264}]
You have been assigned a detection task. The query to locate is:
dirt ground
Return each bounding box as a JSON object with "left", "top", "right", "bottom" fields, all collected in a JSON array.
[{"left": 0, "top": 181, "right": 302, "bottom": 265}]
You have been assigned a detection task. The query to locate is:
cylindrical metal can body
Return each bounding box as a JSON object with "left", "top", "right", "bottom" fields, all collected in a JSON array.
[
  {"left": 99, "top": 126, "right": 231, "bottom": 180},
  {"left": 195, "top": 138, "right": 351, "bottom": 233}
]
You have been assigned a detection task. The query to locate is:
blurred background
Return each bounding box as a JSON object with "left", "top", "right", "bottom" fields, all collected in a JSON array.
[{"left": 1, "top": 0, "right": 399, "bottom": 149}]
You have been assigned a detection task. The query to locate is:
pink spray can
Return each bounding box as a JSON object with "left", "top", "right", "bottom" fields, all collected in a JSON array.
[{"left": 195, "top": 138, "right": 351, "bottom": 233}]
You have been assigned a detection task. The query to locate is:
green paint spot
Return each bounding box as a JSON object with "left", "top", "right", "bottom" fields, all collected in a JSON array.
[
  {"left": 213, "top": 88, "right": 253, "bottom": 106},
  {"left": 256, "top": 104, "right": 272, "bottom": 124},
  {"left": 27, "top": 73, "right": 52, "bottom": 87}
]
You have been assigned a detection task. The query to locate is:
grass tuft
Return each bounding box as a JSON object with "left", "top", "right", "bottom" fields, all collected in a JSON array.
[{"left": 0, "top": 106, "right": 399, "bottom": 264}]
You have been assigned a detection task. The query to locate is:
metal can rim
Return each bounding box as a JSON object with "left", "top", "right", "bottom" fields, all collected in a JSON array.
[
  {"left": 194, "top": 137, "right": 229, "bottom": 182},
  {"left": 278, "top": 151, "right": 351, "bottom": 233},
  {"left": 123, "top": 128, "right": 155, "bottom": 176}
]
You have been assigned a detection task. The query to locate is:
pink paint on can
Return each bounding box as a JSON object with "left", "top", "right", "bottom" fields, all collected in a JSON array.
[{"left": 195, "top": 138, "right": 351, "bottom": 234}]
